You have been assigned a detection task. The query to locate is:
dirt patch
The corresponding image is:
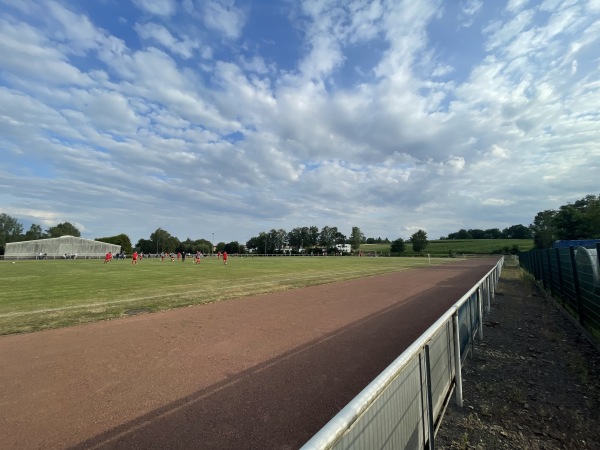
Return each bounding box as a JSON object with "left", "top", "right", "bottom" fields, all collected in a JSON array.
[{"left": 436, "top": 262, "right": 600, "bottom": 449}]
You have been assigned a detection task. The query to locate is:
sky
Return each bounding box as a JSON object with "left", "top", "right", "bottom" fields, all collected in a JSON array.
[{"left": 1, "top": 0, "right": 599, "bottom": 246}]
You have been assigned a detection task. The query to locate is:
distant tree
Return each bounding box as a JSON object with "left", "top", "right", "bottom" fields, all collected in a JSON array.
[
  {"left": 501, "top": 224, "right": 532, "bottom": 239},
  {"left": 334, "top": 230, "right": 347, "bottom": 245},
  {"left": 530, "top": 210, "right": 557, "bottom": 249},
  {"left": 456, "top": 229, "right": 472, "bottom": 239},
  {"left": 484, "top": 228, "right": 502, "bottom": 239},
  {"left": 96, "top": 234, "right": 132, "bottom": 254},
  {"left": 287, "top": 227, "right": 303, "bottom": 250},
  {"left": 469, "top": 229, "right": 486, "bottom": 239},
  {"left": 253, "top": 232, "right": 274, "bottom": 254},
  {"left": 308, "top": 226, "right": 319, "bottom": 247},
  {"left": 275, "top": 229, "right": 288, "bottom": 251},
  {"left": 350, "top": 227, "right": 364, "bottom": 251},
  {"left": 46, "top": 222, "right": 80, "bottom": 238},
  {"left": 410, "top": 230, "right": 429, "bottom": 253},
  {"left": 135, "top": 238, "right": 155, "bottom": 254},
  {"left": 246, "top": 236, "right": 259, "bottom": 252},
  {"left": 24, "top": 224, "right": 45, "bottom": 241},
  {"left": 149, "top": 228, "right": 179, "bottom": 253},
  {"left": 319, "top": 226, "right": 337, "bottom": 249},
  {"left": 554, "top": 205, "right": 585, "bottom": 240},
  {"left": 0, "top": 213, "right": 24, "bottom": 253},
  {"left": 583, "top": 196, "right": 600, "bottom": 238},
  {"left": 224, "top": 241, "right": 242, "bottom": 254},
  {"left": 390, "top": 238, "right": 405, "bottom": 254},
  {"left": 192, "top": 239, "right": 212, "bottom": 254}
]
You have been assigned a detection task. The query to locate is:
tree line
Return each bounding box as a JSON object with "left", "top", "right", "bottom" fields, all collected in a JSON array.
[
  {"left": 2, "top": 194, "right": 597, "bottom": 255},
  {"left": 530, "top": 194, "right": 600, "bottom": 249},
  {"left": 438, "top": 194, "right": 600, "bottom": 249},
  {"left": 441, "top": 224, "right": 532, "bottom": 240},
  {"left": 245, "top": 226, "right": 363, "bottom": 254}
]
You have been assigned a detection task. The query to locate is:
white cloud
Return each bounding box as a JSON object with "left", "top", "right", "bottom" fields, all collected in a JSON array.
[
  {"left": 507, "top": 0, "right": 530, "bottom": 13},
  {"left": 202, "top": 0, "right": 246, "bottom": 39},
  {"left": 134, "top": 22, "right": 201, "bottom": 59},
  {"left": 131, "top": 0, "right": 177, "bottom": 17}
]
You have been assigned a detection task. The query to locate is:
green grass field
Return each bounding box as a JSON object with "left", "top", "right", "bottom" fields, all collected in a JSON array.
[
  {"left": 0, "top": 255, "right": 454, "bottom": 335},
  {"left": 361, "top": 239, "right": 534, "bottom": 256}
]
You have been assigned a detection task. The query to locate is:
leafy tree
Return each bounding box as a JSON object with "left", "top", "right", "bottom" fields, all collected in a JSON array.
[
  {"left": 469, "top": 229, "right": 486, "bottom": 239},
  {"left": 319, "top": 226, "right": 338, "bottom": 249},
  {"left": 46, "top": 222, "right": 80, "bottom": 238},
  {"left": 410, "top": 230, "right": 429, "bottom": 253},
  {"left": 135, "top": 238, "right": 155, "bottom": 254},
  {"left": 0, "top": 213, "right": 24, "bottom": 253},
  {"left": 24, "top": 224, "right": 45, "bottom": 241},
  {"left": 273, "top": 229, "right": 288, "bottom": 251},
  {"left": 350, "top": 227, "right": 364, "bottom": 251},
  {"left": 224, "top": 241, "right": 242, "bottom": 254},
  {"left": 96, "top": 234, "right": 132, "bottom": 254},
  {"left": 530, "top": 210, "right": 557, "bottom": 249},
  {"left": 149, "top": 228, "right": 179, "bottom": 253},
  {"left": 390, "top": 238, "right": 405, "bottom": 254},
  {"left": 287, "top": 227, "right": 303, "bottom": 250},
  {"left": 554, "top": 204, "right": 585, "bottom": 240},
  {"left": 258, "top": 232, "right": 272, "bottom": 254},
  {"left": 334, "top": 230, "right": 347, "bottom": 245},
  {"left": 179, "top": 238, "right": 195, "bottom": 254},
  {"left": 583, "top": 196, "right": 600, "bottom": 238},
  {"left": 191, "top": 239, "right": 212, "bottom": 254},
  {"left": 501, "top": 224, "right": 532, "bottom": 239},
  {"left": 308, "top": 226, "right": 319, "bottom": 247},
  {"left": 246, "top": 236, "right": 259, "bottom": 252},
  {"left": 484, "top": 228, "right": 502, "bottom": 239}
]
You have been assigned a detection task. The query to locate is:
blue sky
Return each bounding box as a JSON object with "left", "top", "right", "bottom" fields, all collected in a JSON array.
[{"left": 1, "top": 0, "right": 599, "bottom": 245}]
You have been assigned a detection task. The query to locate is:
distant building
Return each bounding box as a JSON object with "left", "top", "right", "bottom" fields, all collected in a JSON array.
[
  {"left": 335, "top": 244, "right": 352, "bottom": 253},
  {"left": 5, "top": 235, "right": 121, "bottom": 260}
]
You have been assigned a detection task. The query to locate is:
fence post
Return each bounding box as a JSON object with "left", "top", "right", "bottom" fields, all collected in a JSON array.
[
  {"left": 568, "top": 246, "right": 585, "bottom": 326},
  {"left": 478, "top": 286, "right": 484, "bottom": 341},
  {"left": 486, "top": 277, "right": 491, "bottom": 313},
  {"left": 555, "top": 248, "right": 564, "bottom": 305},
  {"left": 424, "top": 345, "right": 435, "bottom": 450},
  {"left": 546, "top": 249, "right": 553, "bottom": 296},
  {"left": 452, "top": 312, "right": 463, "bottom": 407}
]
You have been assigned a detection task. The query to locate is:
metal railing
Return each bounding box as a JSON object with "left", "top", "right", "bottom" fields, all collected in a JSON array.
[
  {"left": 301, "top": 257, "right": 503, "bottom": 450},
  {"left": 519, "top": 244, "right": 600, "bottom": 341}
]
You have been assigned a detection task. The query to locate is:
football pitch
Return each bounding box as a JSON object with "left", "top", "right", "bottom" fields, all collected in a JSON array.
[{"left": 0, "top": 255, "right": 453, "bottom": 335}]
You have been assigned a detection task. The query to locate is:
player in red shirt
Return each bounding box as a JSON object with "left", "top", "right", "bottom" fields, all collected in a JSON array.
[
  {"left": 223, "top": 251, "right": 228, "bottom": 265},
  {"left": 132, "top": 251, "right": 138, "bottom": 265}
]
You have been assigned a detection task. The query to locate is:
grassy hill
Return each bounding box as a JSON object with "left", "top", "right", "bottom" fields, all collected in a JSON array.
[{"left": 360, "top": 239, "right": 534, "bottom": 256}]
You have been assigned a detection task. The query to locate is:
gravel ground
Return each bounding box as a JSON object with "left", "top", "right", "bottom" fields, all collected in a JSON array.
[{"left": 436, "top": 260, "right": 600, "bottom": 450}]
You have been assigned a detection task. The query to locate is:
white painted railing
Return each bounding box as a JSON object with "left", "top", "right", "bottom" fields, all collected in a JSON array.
[{"left": 301, "top": 257, "right": 504, "bottom": 450}]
